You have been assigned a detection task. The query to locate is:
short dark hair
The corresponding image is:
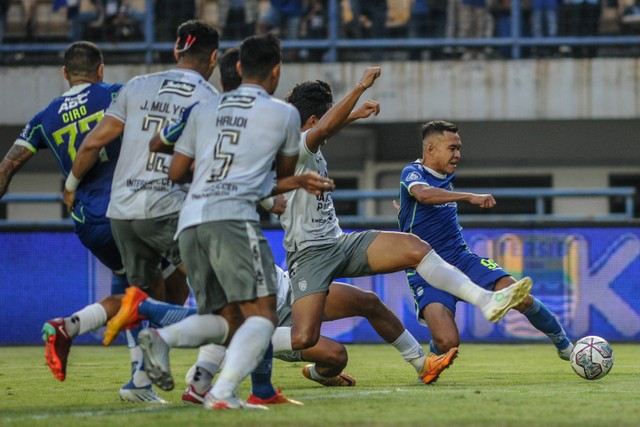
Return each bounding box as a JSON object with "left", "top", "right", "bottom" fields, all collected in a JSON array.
[
  {"left": 421, "top": 120, "right": 459, "bottom": 140},
  {"left": 218, "top": 47, "right": 241, "bottom": 92},
  {"left": 285, "top": 80, "right": 333, "bottom": 125},
  {"left": 175, "top": 20, "right": 219, "bottom": 62},
  {"left": 64, "top": 41, "right": 103, "bottom": 77},
  {"left": 239, "top": 33, "right": 281, "bottom": 80}
]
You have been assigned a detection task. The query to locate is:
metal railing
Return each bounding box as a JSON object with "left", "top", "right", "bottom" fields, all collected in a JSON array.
[
  {"left": 330, "top": 187, "right": 637, "bottom": 226},
  {"left": 1, "top": 0, "right": 640, "bottom": 63},
  {"left": 1, "top": 187, "right": 635, "bottom": 229}
]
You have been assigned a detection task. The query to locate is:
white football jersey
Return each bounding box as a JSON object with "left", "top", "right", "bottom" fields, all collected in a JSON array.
[
  {"left": 175, "top": 84, "right": 300, "bottom": 236},
  {"left": 280, "top": 130, "right": 342, "bottom": 252},
  {"left": 106, "top": 68, "right": 218, "bottom": 219}
]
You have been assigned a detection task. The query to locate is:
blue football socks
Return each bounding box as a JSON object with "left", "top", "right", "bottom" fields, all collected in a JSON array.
[
  {"left": 429, "top": 339, "right": 442, "bottom": 355},
  {"left": 250, "top": 343, "right": 276, "bottom": 399},
  {"left": 111, "top": 273, "right": 129, "bottom": 295},
  {"left": 522, "top": 297, "right": 571, "bottom": 350},
  {"left": 138, "top": 298, "right": 196, "bottom": 328}
]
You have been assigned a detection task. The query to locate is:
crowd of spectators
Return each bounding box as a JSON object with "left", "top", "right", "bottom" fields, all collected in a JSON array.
[{"left": 2, "top": 0, "right": 640, "bottom": 62}]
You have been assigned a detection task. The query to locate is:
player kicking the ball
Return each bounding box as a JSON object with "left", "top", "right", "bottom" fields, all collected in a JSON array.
[{"left": 268, "top": 67, "right": 533, "bottom": 386}]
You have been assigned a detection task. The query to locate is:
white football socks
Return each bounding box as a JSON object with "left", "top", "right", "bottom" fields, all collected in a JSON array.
[
  {"left": 66, "top": 303, "right": 108, "bottom": 337},
  {"left": 391, "top": 329, "right": 427, "bottom": 373},
  {"left": 416, "top": 250, "right": 490, "bottom": 307},
  {"left": 157, "top": 314, "right": 229, "bottom": 348},
  {"left": 271, "top": 326, "right": 293, "bottom": 353},
  {"left": 127, "top": 344, "right": 151, "bottom": 387},
  {"left": 306, "top": 364, "right": 330, "bottom": 380},
  {"left": 195, "top": 344, "right": 226, "bottom": 378},
  {"left": 211, "top": 316, "right": 275, "bottom": 399}
]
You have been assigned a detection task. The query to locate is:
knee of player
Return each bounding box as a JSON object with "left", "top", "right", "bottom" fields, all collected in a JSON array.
[
  {"left": 327, "top": 344, "right": 348, "bottom": 370},
  {"left": 432, "top": 335, "right": 460, "bottom": 353},
  {"left": 291, "top": 327, "right": 321, "bottom": 350},
  {"left": 405, "top": 234, "right": 432, "bottom": 266},
  {"left": 358, "top": 290, "right": 385, "bottom": 314}
]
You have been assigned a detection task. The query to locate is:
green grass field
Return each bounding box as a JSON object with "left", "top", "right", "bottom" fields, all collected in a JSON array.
[{"left": 1, "top": 343, "right": 638, "bottom": 427}]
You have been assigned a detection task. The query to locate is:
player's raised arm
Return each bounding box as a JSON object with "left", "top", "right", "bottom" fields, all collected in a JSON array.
[
  {"left": 63, "top": 115, "right": 124, "bottom": 210},
  {"left": 291, "top": 66, "right": 381, "bottom": 154},
  {"left": 0, "top": 145, "right": 34, "bottom": 198}
]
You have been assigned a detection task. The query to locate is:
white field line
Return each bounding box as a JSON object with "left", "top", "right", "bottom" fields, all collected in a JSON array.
[{"left": 1, "top": 388, "right": 413, "bottom": 422}]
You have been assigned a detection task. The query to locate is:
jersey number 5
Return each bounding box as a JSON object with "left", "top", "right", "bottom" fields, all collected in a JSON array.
[{"left": 207, "top": 129, "right": 239, "bottom": 182}]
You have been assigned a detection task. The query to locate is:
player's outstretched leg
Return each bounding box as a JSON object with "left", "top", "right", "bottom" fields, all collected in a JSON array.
[
  {"left": 41, "top": 318, "right": 73, "bottom": 381},
  {"left": 138, "top": 328, "right": 175, "bottom": 392},
  {"left": 479, "top": 277, "right": 533, "bottom": 322},
  {"left": 520, "top": 296, "right": 573, "bottom": 360},
  {"left": 302, "top": 364, "right": 356, "bottom": 387},
  {"left": 104, "top": 286, "right": 148, "bottom": 346},
  {"left": 419, "top": 347, "right": 458, "bottom": 385}
]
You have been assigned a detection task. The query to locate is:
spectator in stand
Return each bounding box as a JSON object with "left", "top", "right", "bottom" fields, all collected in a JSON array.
[
  {"left": 257, "top": 0, "right": 303, "bottom": 40},
  {"left": 559, "top": 0, "right": 602, "bottom": 57},
  {"left": 22, "top": 0, "right": 36, "bottom": 40},
  {"left": 458, "top": 0, "right": 491, "bottom": 60},
  {"left": 345, "top": 0, "right": 387, "bottom": 60},
  {"left": 408, "top": 0, "right": 430, "bottom": 60},
  {"left": 531, "top": 0, "right": 559, "bottom": 57},
  {"left": 299, "top": 0, "right": 327, "bottom": 61},
  {"left": 67, "top": 0, "right": 144, "bottom": 42},
  {"left": 217, "top": 0, "right": 259, "bottom": 41},
  {"left": 408, "top": 0, "right": 448, "bottom": 60},
  {"left": 155, "top": 0, "right": 196, "bottom": 41},
  {"left": 444, "top": 0, "right": 459, "bottom": 56}
]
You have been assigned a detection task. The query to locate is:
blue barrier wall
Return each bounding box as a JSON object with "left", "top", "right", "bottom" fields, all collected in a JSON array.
[{"left": 1, "top": 227, "right": 639, "bottom": 345}]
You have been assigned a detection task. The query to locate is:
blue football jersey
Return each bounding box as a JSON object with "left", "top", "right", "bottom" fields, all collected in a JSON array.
[
  {"left": 398, "top": 160, "right": 467, "bottom": 255},
  {"left": 16, "top": 82, "right": 123, "bottom": 224}
]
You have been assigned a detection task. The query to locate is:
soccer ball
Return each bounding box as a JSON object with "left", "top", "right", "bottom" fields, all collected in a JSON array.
[{"left": 569, "top": 336, "right": 614, "bottom": 380}]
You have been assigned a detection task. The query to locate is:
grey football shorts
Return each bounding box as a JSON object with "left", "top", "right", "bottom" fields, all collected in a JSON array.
[
  {"left": 110, "top": 213, "right": 181, "bottom": 290},
  {"left": 287, "top": 230, "right": 379, "bottom": 302},
  {"left": 178, "top": 220, "right": 277, "bottom": 314}
]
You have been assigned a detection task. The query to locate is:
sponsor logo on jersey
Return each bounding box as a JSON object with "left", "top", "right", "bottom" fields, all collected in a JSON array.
[
  {"left": 158, "top": 80, "right": 196, "bottom": 97},
  {"left": 58, "top": 92, "right": 89, "bottom": 114},
  {"left": 218, "top": 94, "right": 256, "bottom": 110},
  {"left": 406, "top": 172, "right": 421, "bottom": 182}
]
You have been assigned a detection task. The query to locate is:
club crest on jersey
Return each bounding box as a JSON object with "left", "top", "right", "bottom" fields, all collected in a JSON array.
[
  {"left": 158, "top": 80, "right": 196, "bottom": 97},
  {"left": 218, "top": 94, "right": 256, "bottom": 110},
  {"left": 406, "top": 172, "right": 421, "bottom": 182}
]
